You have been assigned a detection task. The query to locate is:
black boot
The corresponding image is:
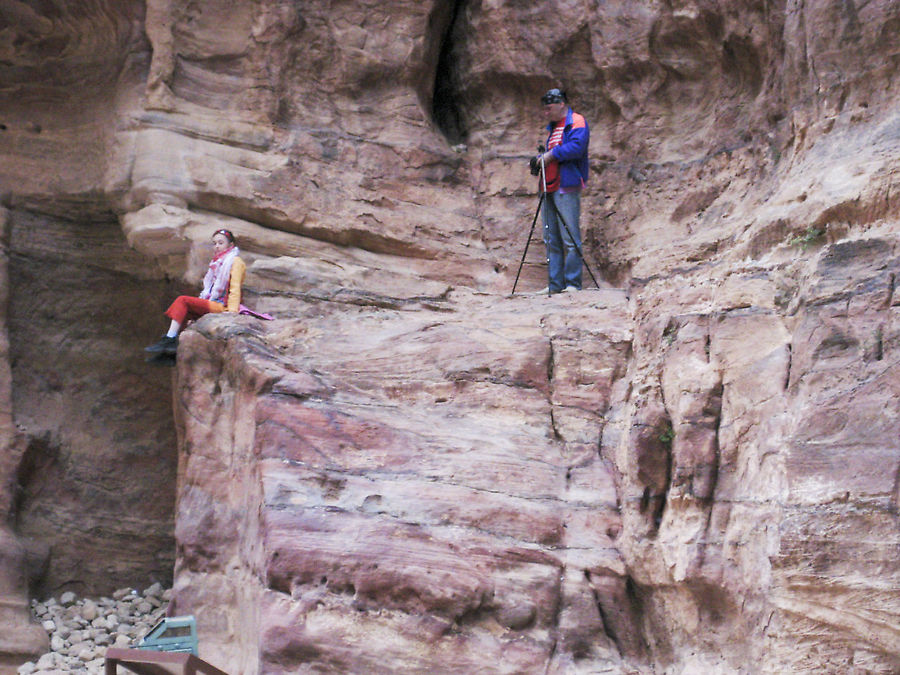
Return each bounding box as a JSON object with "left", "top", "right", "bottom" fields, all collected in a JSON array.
[
  {"left": 144, "top": 335, "right": 178, "bottom": 353},
  {"left": 162, "top": 335, "right": 179, "bottom": 355}
]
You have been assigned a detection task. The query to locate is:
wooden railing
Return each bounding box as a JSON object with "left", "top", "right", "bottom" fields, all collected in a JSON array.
[{"left": 104, "top": 647, "right": 229, "bottom": 675}]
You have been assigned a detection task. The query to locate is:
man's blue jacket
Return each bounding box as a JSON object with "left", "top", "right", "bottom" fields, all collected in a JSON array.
[{"left": 546, "top": 107, "right": 590, "bottom": 189}]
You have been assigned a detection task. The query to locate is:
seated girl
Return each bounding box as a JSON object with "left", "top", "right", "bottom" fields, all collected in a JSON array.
[{"left": 144, "top": 228, "right": 245, "bottom": 354}]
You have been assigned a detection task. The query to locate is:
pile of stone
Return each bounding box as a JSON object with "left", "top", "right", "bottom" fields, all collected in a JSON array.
[{"left": 19, "top": 583, "right": 171, "bottom": 674}]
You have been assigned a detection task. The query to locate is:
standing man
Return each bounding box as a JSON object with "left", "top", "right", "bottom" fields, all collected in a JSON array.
[{"left": 535, "top": 88, "right": 589, "bottom": 293}]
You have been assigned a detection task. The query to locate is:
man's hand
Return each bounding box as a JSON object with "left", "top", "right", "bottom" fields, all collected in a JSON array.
[{"left": 529, "top": 155, "right": 542, "bottom": 176}]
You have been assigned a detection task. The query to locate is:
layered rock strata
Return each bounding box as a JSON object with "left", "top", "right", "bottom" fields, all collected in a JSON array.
[
  {"left": 172, "top": 288, "right": 634, "bottom": 673},
  {"left": 0, "top": 208, "right": 47, "bottom": 675},
  {"left": 6, "top": 211, "right": 179, "bottom": 602},
  {"left": 171, "top": 245, "right": 900, "bottom": 673},
  {"left": 0, "top": 0, "right": 899, "bottom": 673},
  {"left": 610, "top": 242, "right": 900, "bottom": 673}
]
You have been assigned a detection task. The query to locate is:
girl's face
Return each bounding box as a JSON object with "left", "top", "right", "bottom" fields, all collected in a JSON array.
[{"left": 212, "top": 233, "right": 231, "bottom": 254}]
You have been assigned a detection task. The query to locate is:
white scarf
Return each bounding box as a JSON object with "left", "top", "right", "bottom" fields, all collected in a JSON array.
[{"left": 200, "top": 246, "right": 240, "bottom": 304}]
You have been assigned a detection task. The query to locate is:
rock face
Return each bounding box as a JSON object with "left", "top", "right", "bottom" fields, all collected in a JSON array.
[
  {"left": 0, "top": 207, "right": 49, "bottom": 671},
  {"left": 172, "top": 291, "right": 634, "bottom": 673},
  {"left": 1, "top": 0, "right": 900, "bottom": 673}
]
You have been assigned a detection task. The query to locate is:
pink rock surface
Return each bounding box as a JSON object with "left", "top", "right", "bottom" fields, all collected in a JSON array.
[
  {"left": 1, "top": 0, "right": 899, "bottom": 673},
  {"left": 171, "top": 293, "right": 633, "bottom": 672}
]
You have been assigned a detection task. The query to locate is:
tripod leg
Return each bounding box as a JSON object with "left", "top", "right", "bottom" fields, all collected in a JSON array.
[
  {"left": 512, "top": 192, "right": 545, "bottom": 295},
  {"left": 546, "top": 191, "right": 601, "bottom": 290}
]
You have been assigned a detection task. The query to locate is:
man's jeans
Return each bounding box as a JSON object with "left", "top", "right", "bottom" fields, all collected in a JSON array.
[{"left": 542, "top": 190, "right": 582, "bottom": 292}]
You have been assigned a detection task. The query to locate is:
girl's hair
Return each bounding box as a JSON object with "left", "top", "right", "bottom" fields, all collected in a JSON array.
[{"left": 213, "top": 228, "right": 235, "bottom": 243}]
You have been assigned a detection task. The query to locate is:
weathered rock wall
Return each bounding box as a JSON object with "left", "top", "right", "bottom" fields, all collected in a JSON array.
[
  {"left": 609, "top": 242, "right": 900, "bottom": 673},
  {"left": 0, "top": 207, "right": 48, "bottom": 673},
  {"left": 1, "top": 0, "right": 899, "bottom": 672},
  {"left": 7, "top": 210, "right": 179, "bottom": 600},
  {"left": 170, "top": 253, "right": 900, "bottom": 674},
  {"left": 172, "top": 291, "right": 635, "bottom": 673}
]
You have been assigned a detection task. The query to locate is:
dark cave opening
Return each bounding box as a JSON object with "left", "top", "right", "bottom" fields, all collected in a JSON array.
[{"left": 430, "top": 0, "right": 468, "bottom": 145}]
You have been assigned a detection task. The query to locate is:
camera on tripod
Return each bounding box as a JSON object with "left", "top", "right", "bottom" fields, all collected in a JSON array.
[{"left": 529, "top": 144, "right": 546, "bottom": 176}]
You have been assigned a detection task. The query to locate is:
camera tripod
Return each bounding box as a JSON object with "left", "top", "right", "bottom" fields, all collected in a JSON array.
[{"left": 512, "top": 153, "right": 601, "bottom": 295}]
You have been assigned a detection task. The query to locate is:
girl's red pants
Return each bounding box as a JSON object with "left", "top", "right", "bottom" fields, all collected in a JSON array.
[{"left": 165, "top": 296, "right": 223, "bottom": 324}]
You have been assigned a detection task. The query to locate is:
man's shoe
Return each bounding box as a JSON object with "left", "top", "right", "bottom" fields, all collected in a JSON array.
[
  {"left": 564, "top": 286, "right": 580, "bottom": 292},
  {"left": 144, "top": 336, "right": 178, "bottom": 353}
]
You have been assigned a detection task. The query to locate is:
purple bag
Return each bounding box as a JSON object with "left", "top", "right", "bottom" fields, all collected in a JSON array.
[{"left": 238, "top": 304, "right": 274, "bottom": 320}]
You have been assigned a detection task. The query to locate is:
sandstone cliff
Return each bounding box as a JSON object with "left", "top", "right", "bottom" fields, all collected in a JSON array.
[{"left": 1, "top": 1, "right": 899, "bottom": 673}]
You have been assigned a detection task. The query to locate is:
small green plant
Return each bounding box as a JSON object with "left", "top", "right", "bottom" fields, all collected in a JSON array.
[
  {"left": 658, "top": 423, "right": 675, "bottom": 445},
  {"left": 663, "top": 324, "right": 677, "bottom": 345},
  {"left": 787, "top": 226, "right": 824, "bottom": 249}
]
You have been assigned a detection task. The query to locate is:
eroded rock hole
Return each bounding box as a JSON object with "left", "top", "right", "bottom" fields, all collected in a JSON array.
[{"left": 430, "top": 0, "right": 468, "bottom": 144}]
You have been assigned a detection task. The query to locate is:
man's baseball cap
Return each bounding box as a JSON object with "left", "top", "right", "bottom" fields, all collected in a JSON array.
[{"left": 541, "top": 88, "right": 567, "bottom": 104}]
